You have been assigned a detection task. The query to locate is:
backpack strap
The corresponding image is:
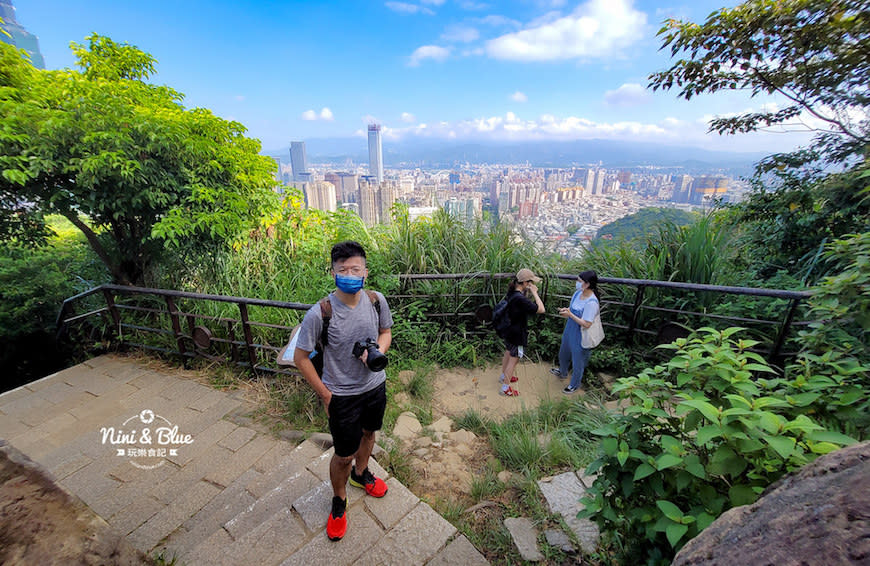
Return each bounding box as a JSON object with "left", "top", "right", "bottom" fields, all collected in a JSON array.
[
  {"left": 318, "top": 291, "right": 382, "bottom": 348},
  {"left": 318, "top": 298, "right": 332, "bottom": 348}
]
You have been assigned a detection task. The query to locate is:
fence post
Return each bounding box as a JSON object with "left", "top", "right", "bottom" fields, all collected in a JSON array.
[
  {"left": 769, "top": 297, "right": 802, "bottom": 365},
  {"left": 165, "top": 297, "right": 187, "bottom": 357},
  {"left": 626, "top": 284, "right": 646, "bottom": 344},
  {"left": 238, "top": 302, "right": 258, "bottom": 370},
  {"left": 101, "top": 288, "right": 121, "bottom": 335}
]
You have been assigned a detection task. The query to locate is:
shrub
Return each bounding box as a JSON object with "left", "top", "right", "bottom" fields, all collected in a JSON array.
[{"left": 581, "top": 327, "right": 859, "bottom": 564}]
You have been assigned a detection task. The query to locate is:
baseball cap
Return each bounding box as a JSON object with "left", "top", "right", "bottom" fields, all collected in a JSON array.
[{"left": 516, "top": 268, "right": 542, "bottom": 283}]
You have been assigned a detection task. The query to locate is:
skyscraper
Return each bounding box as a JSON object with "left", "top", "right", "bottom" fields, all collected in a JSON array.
[
  {"left": 0, "top": 0, "right": 45, "bottom": 69},
  {"left": 368, "top": 124, "right": 384, "bottom": 184},
  {"left": 289, "top": 141, "right": 308, "bottom": 182}
]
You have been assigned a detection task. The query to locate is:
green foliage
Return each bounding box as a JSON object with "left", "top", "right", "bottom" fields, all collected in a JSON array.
[
  {"left": 0, "top": 218, "right": 107, "bottom": 387},
  {"left": 596, "top": 207, "right": 698, "bottom": 246},
  {"left": 0, "top": 35, "right": 279, "bottom": 284},
  {"left": 582, "top": 327, "right": 860, "bottom": 563},
  {"left": 649, "top": 0, "right": 870, "bottom": 165},
  {"left": 727, "top": 162, "right": 870, "bottom": 283},
  {"left": 585, "top": 212, "right": 740, "bottom": 287},
  {"left": 487, "top": 398, "right": 616, "bottom": 475}
]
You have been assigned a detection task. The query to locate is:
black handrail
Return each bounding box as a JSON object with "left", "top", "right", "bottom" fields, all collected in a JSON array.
[{"left": 57, "top": 275, "right": 813, "bottom": 375}]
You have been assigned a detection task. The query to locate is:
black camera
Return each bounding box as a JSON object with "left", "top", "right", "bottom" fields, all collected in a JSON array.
[{"left": 352, "top": 338, "right": 388, "bottom": 372}]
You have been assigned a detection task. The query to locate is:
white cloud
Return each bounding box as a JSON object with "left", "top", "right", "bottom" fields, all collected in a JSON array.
[
  {"left": 301, "top": 107, "right": 334, "bottom": 121},
  {"left": 485, "top": 0, "right": 646, "bottom": 61},
  {"left": 421, "top": 0, "right": 446, "bottom": 5},
  {"left": 604, "top": 83, "right": 650, "bottom": 107},
  {"left": 385, "top": 2, "right": 435, "bottom": 15},
  {"left": 441, "top": 24, "right": 480, "bottom": 43},
  {"left": 408, "top": 45, "right": 451, "bottom": 66},
  {"left": 511, "top": 91, "right": 528, "bottom": 102},
  {"left": 401, "top": 112, "right": 417, "bottom": 123},
  {"left": 459, "top": 1, "right": 489, "bottom": 9}
]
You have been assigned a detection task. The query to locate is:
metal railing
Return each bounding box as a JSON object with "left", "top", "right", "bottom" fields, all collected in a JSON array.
[{"left": 56, "top": 274, "right": 813, "bottom": 375}]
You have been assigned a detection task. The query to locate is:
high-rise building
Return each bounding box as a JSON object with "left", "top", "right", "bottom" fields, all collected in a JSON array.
[
  {"left": 592, "top": 168, "right": 606, "bottom": 195},
  {"left": 289, "top": 141, "right": 308, "bottom": 182},
  {"left": 690, "top": 177, "right": 728, "bottom": 204},
  {"left": 358, "top": 177, "right": 379, "bottom": 226},
  {"left": 368, "top": 124, "right": 384, "bottom": 184},
  {"left": 378, "top": 182, "right": 397, "bottom": 225},
  {"left": 305, "top": 181, "right": 337, "bottom": 212},
  {"left": 0, "top": 0, "right": 44, "bottom": 69},
  {"left": 336, "top": 172, "right": 359, "bottom": 202}
]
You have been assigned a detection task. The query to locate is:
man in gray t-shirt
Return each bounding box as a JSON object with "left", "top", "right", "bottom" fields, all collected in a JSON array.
[{"left": 294, "top": 241, "right": 393, "bottom": 542}]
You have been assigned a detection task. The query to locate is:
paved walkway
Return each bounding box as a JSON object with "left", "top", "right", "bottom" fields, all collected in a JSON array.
[{"left": 0, "top": 354, "right": 489, "bottom": 565}]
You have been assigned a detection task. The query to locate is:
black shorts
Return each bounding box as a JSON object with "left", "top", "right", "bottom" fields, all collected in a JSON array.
[
  {"left": 503, "top": 340, "right": 525, "bottom": 359},
  {"left": 328, "top": 381, "right": 387, "bottom": 458}
]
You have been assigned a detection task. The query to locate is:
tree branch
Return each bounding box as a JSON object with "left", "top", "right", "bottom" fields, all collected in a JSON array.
[{"left": 60, "top": 210, "right": 131, "bottom": 285}]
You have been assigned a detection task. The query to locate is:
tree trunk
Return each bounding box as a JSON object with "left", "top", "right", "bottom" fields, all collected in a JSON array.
[{"left": 60, "top": 211, "right": 132, "bottom": 285}]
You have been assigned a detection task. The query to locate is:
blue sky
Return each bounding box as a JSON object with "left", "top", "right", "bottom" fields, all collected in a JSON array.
[{"left": 18, "top": 0, "right": 815, "bottom": 155}]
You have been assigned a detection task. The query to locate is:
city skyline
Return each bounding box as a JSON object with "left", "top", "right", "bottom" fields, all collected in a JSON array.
[{"left": 18, "top": 0, "right": 820, "bottom": 156}]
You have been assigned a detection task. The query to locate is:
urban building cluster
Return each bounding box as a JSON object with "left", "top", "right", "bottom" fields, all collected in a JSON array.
[{"left": 276, "top": 132, "right": 748, "bottom": 259}]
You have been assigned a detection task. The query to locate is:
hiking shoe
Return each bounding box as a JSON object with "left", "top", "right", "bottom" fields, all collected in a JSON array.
[
  {"left": 549, "top": 368, "right": 566, "bottom": 378},
  {"left": 562, "top": 385, "right": 579, "bottom": 395},
  {"left": 500, "top": 386, "right": 520, "bottom": 397},
  {"left": 327, "top": 496, "right": 347, "bottom": 541},
  {"left": 349, "top": 466, "right": 388, "bottom": 498}
]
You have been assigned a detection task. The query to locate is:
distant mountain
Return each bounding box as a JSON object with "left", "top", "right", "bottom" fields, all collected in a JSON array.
[{"left": 266, "top": 138, "right": 767, "bottom": 173}]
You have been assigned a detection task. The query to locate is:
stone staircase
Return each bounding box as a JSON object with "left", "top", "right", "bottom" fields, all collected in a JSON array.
[{"left": 0, "top": 355, "right": 489, "bottom": 565}]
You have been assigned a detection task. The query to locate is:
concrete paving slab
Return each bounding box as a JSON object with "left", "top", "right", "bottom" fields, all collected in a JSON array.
[
  {"left": 164, "top": 469, "right": 261, "bottom": 554},
  {"left": 128, "top": 479, "right": 222, "bottom": 553},
  {"left": 355, "top": 502, "right": 457, "bottom": 566},
  {"left": 537, "top": 471, "right": 599, "bottom": 555},
  {"left": 504, "top": 517, "right": 544, "bottom": 562},
  {"left": 166, "top": 418, "right": 237, "bottom": 467},
  {"left": 109, "top": 495, "right": 166, "bottom": 536},
  {"left": 364, "top": 477, "right": 419, "bottom": 530},
  {"left": 279, "top": 507, "right": 383, "bottom": 566},
  {"left": 224, "top": 468, "right": 321, "bottom": 540},
  {"left": 203, "top": 433, "right": 274, "bottom": 488},
  {"left": 427, "top": 534, "right": 490, "bottom": 566},
  {"left": 217, "top": 425, "right": 256, "bottom": 452}
]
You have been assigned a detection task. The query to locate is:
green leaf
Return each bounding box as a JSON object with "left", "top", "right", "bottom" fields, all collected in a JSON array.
[
  {"left": 634, "top": 463, "right": 657, "bottom": 481},
  {"left": 806, "top": 430, "right": 857, "bottom": 445},
  {"left": 765, "top": 435, "right": 796, "bottom": 459},
  {"left": 679, "top": 399, "right": 721, "bottom": 423},
  {"left": 666, "top": 523, "right": 689, "bottom": 547},
  {"left": 696, "top": 425, "right": 722, "bottom": 445},
  {"left": 709, "top": 445, "right": 747, "bottom": 477},
  {"left": 656, "top": 453, "right": 683, "bottom": 471},
  {"left": 728, "top": 484, "right": 758, "bottom": 506},
  {"left": 678, "top": 457, "right": 703, "bottom": 481},
  {"left": 601, "top": 437, "right": 618, "bottom": 456},
  {"left": 656, "top": 500, "right": 683, "bottom": 521}
]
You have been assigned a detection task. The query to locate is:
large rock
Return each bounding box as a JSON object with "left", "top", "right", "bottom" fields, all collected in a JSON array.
[{"left": 674, "top": 441, "right": 870, "bottom": 566}]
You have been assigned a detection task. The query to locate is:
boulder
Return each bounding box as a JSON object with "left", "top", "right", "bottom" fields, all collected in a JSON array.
[{"left": 674, "top": 441, "right": 870, "bottom": 566}]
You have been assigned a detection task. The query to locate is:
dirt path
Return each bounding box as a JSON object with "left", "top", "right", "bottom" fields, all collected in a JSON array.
[{"left": 430, "top": 360, "right": 582, "bottom": 421}]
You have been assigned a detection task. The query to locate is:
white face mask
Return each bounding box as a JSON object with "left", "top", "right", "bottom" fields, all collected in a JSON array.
[{"left": 576, "top": 281, "right": 584, "bottom": 291}]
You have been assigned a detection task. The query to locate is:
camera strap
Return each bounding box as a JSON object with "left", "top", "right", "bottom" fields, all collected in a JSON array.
[{"left": 318, "top": 290, "right": 382, "bottom": 349}]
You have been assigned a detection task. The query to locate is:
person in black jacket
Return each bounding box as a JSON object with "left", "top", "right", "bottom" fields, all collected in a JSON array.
[{"left": 497, "top": 268, "right": 545, "bottom": 396}]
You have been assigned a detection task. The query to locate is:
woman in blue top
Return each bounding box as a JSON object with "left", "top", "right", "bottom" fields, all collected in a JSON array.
[{"left": 552, "top": 270, "right": 600, "bottom": 394}]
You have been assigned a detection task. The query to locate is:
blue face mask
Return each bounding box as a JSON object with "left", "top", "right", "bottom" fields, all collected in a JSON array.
[
  {"left": 335, "top": 274, "right": 365, "bottom": 294},
  {"left": 576, "top": 281, "right": 584, "bottom": 291}
]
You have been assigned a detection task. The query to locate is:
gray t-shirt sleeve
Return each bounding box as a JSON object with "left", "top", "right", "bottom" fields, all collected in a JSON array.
[
  {"left": 295, "top": 303, "right": 322, "bottom": 353},
  {"left": 374, "top": 291, "right": 394, "bottom": 330}
]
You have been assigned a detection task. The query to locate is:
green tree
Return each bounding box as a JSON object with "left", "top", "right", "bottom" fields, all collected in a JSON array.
[
  {"left": 649, "top": 0, "right": 869, "bottom": 165},
  {"left": 0, "top": 35, "right": 280, "bottom": 285}
]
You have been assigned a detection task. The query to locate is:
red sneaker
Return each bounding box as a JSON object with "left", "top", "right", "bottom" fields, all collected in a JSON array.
[
  {"left": 327, "top": 496, "right": 347, "bottom": 541},
  {"left": 349, "top": 466, "right": 388, "bottom": 498}
]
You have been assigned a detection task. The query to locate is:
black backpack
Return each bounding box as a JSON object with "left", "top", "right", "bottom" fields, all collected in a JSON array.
[{"left": 491, "top": 296, "right": 512, "bottom": 337}]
